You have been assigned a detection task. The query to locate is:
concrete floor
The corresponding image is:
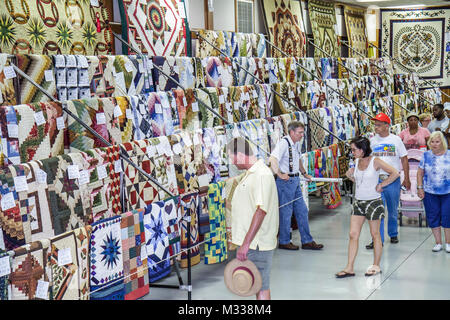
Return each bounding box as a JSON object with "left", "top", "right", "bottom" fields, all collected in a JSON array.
[{"left": 142, "top": 196, "right": 450, "bottom": 300}]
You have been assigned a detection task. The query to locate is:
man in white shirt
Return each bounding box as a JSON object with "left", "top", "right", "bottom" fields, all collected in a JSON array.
[
  {"left": 269, "top": 121, "right": 324, "bottom": 250},
  {"left": 428, "top": 104, "right": 449, "bottom": 133},
  {"left": 366, "top": 113, "right": 410, "bottom": 249}
]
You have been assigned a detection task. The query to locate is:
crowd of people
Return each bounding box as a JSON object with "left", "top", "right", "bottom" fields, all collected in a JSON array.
[{"left": 225, "top": 103, "right": 449, "bottom": 300}]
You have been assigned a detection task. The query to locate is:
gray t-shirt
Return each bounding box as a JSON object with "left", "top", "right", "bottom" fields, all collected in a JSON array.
[{"left": 428, "top": 118, "right": 449, "bottom": 132}]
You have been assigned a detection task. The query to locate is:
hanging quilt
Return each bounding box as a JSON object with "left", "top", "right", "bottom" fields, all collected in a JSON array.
[
  {"left": 152, "top": 56, "right": 180, "bottom": 92},
  {"left": 177, "top": 57, "right": 199, "bottom": 89},
  {"left": 119, "top": 0, "right": 187, "bottom": 56},
  {"left": 173, "top": 89, "right": 200, "bottom": 131},
  {"left": 53, "top": 55, "right": 91, "bottom": 102},
  {"left": 308, "top": 0, "right": 340, "bottom": 58},
  {"left": 344, "top": 5, "right": 369, "bottom": 58},
  {"left": 239, "top": 119, "right": 270, "bottom": 164},
  {"left": 253, "top": 33, "right": 267, "bottom": 58},
  {"left": 87, "top": 56, "right": 114, "bottom": 98},
  {"left": 204, "top": 181, "right": 227, "bottom": 264},
  {"left": 195, "top": 30, "right": 228, "bottom": 58},
  {"left": 262, "top": 0, "right": 306, "bottom": 58},
  {"left": 163, "top": 196, "right": 181, "bottom": 257},
  {"left": 143, "top": 201, "right": 171, "bottom": 283},
  {"left": 16, "top": 54, "right": 56, "bottom": 104},
  {"left": 120, "top": 209, "right": 149, "bottom": 300},
  {"left": 202, "top": 128, "right": 222, "bottom": 184},
  {"left": 203, "top": 57, "right": 234, "bottom": 88},
  {"left": 10, "top": 240, "right": 49, "bottom": 300},
  {"left": 223, "top": 173, "right": 245, "bottom": 251},
  {"left": 197, "top": 88, "right": 222, "bottom": 128},
  {"left": 0, "top": 1, "right": 112, "bottom": 55},
  {"left": 89, "top": 216, "right": 124, "bottom": 300},
  {"left": 380, "top": 7, "right": 450, "bottom": 88},
  {"left": 0, "top": 251, "right": 10, "bottom": 300},
  {"left": 0, "top": 54, "right": 17, "bottom": 106},
  {"left": 178, "top": 192, "right": 200, "bottom": 268}
]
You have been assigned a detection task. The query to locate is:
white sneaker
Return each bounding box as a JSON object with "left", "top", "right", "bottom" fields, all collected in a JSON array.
[
  {"left": 432, "top": 244, "right": 442, "bottom": 252},
  {"left": 446, "top": 244, "right": 450, "bottom": 253}
]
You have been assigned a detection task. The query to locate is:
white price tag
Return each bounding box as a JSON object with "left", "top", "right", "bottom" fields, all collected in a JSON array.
[
  {"left": 191, "top": 102, "right": 199, "bottom": 112},
  {"left": 97, "top": 164, "right": 108, "bottom": 180},
  {"left": 1, "top": 192, "right": 16, "bottom": 211},
  {"left": 193, "top": 134, "right": 200, "bottom": 145},
  {"left": 232, "top": 127, "right": 240, "bottom": 138},
  {"left": 182, "top": 96, "right": 188, "bottom": 106},
  {"left": 219, "top": 95, "right": 225, "bottom": 104},
  {"left": 234, "top": 101, "right": 240, "bottom": 110},
  {"left": 114, "top": 105, "right": 123, "bottom": 118},
  {"left": 125, "top": 61, "right": 134, "bottom": 73},
  {"left": 35, "top": 280, "right": 49, "bottom": 300},
  {"left": 36, "top": 169, "right": 47, "bottom": 185},
  {"left": 0, "top": 256, "right": 11, "bottom": 278},
  {"left": 155, "top": 103, "right": 162, "bottom": 114},
  {"left": 183, "top": 135, "right": 193, "bottom": 147},
  {"left": 3, "top": 66, "right": 16, "bottom": 79},
  {"left": 172, "top": 143, "right": 182, "bottom": 155},
  {"left": 78, "top": 56, "right": 89, "bottom": 68},
  {"left": 57, "top": 247, "right": 73, "bottom": 266},
  {"left": 90, "top": 0, "right": 99, "bottom": 7},
  {"left": 7, "top": 124, "right": 19, "bottom": 138},
  {"left": 147, "top": 145, "right": 157, "bottom": 158},
  {"left": 114, "top": 160, "right": 122, "bottom": 173},
  {"left": 96, "top": 112, "right": 106, "bottom": 125},
  {"left": 78, "top": 170, "right": 90, "bottom": 185},
  {"left": 126, "top": 108, "right": 133, "bottom": 119},
  {"left": 13, "top": 175, "right": 28, "bottom": 192},
  {"left": 44, "top": 70, "right": 54, "bottom": 82},
  {"left": 34, "top": 111, "right": 46, "bottom": 126},
  {"left": 56, "top": 116, "right": 65, "bottom": 130},
  {"left": 67, "top": 165, "right": 80, "bottom": 180}
]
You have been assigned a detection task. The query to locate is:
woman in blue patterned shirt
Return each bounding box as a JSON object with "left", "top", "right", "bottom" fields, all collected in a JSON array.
[{"left": 417, "top": 131, "right": 450, "bottom": 253}]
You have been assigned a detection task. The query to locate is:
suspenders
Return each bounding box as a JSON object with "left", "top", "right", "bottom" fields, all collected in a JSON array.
[{"left": 283, "top": 137, "right": 294, "bottom": 174}]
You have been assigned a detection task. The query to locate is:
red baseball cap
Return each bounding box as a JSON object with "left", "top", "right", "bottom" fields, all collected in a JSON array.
[{"left": 371, "top": 113, "right": 391, "bottom": 124}]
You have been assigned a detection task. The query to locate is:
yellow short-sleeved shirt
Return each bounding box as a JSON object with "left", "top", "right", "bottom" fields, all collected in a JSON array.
[{"left": 231, "top": 159, "right": 279, "bottom": 251}]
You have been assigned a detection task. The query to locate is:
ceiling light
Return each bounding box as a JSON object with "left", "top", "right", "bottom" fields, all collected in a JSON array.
[{"left": 383, "top": 4, "right": 426, "bottom": 8}]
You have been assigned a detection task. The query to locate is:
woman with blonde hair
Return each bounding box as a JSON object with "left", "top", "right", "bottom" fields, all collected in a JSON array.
[
  {"left": 419, "top": 113, "right": 432, "bottom": 130},
  {"left": 417, "top": 131, "right": 450, "bottom": 253}
]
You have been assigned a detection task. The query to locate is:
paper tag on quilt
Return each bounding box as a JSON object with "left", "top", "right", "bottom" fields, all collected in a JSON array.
[
  {"left": 35, "top": 280, "right": 49, "bottom": 300},
  {"left": 1, "top": 192, "right": 15, "bottom": 211},
  {"left": 36, "top": 169, "right": 47, "bottom": 185},
  {"left": 125, "top": 61, "right": 134, "bottom": 73},
  {"left": 172, "top": 143, "right": 182, "bottom": 155},
  {"left": 34, "top": 111, "right": 46, "bottom": 126},
  {"left": 3, "top": 66, "right": 16, "bottom": 79},
  {"left": 96, "top": 113, "right": 106, "bottom": 125},
  {"left": 126, "top": 108, "right": 133, "bottom": 119},
  {"left": 67, "top": 165, "right": 80, "bottom": 180},
  {"left": 114, "top": 160, "right": 122, "bottom": 173},
  {"left": 7, "top": 124, "right": 19, "bottom": 138},
  {"left": 192, "top": 102, "right": 199, "bottom": 112},
  {"left": 78, "top": 170, "right": 90, "bottom": 185},
  {"left": 58, "top": 247, "right": 73, "bottom": 266},
  {"left": 90, "top": 0, "right": 99, "bottom": 7},
  {"left": 44, "top": 70, "right": 54, "bottom": 82},
  {"left": 56, "top": 116, "right": 65, "bottom": 130},
  {"left": 97, "top": 165, "right": 108, "bottom": 180},
  {"left": 13, "top": 175, "right": 28, "bottom": 192},
  {"left": 198, "top": 174, "right": 210, "bottom": 187},
  {"left": 0, "top": 256, "right": 10, "bottom": 277},
  {"left": 114, "top": 105, "right": 123, "bottom": 118},
  {"left": 232, "top": 127, "right": 240, "bottom": 138},
  {"left": 183, "top": 135, "right": 193, "bottom": 147},
  {"left": 155, "top": 103, "right": 163, "bottom": 114},
  {"left": 147, "top": 145, "right": 157, "bottom": 158}
]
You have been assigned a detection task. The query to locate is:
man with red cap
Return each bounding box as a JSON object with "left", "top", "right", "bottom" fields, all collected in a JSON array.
[{"left": 365, "top": 113, "right": 410, "bottom": 249}]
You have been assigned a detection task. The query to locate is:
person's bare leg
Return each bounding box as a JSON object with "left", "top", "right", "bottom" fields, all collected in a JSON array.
[
  {"left": 444, "top": 228, "right": 450, "bottom": 245},
  {"left": 256, "top": 289, "right": 270, "bottom": 300},
  {"left": 340, "top": 215, "right": 365, "bottom": 274},
  {"left": 431, "top": 227, "right": 442, "bottom": 244},
  {"left": 369, "top": 219, "right": 382, "bottom": 267}
]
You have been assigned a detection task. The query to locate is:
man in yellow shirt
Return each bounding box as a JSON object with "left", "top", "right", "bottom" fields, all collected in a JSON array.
[{"left": 227, "top": 137, "right": 279, "bottom": 300}]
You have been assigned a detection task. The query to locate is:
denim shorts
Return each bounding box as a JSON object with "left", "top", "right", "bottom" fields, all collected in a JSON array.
[{"left": 246, "top": 247, "right": 274, "bottom": 291}]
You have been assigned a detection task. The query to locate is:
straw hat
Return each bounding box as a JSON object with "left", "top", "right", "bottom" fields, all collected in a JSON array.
[
  {"left": 224, "top": 258, "right": 262, "bottom": 297},
  {"left": 406, "top": 112, "right": 420, "bottom": 121}
]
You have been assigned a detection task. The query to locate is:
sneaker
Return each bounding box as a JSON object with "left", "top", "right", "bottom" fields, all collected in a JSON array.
[
  {"left": 390, "top": 236, "right": 399, "bottom": 244},
  {"left": 446, "top": 244, "right": 450, "bottom": 253},
  {"left": 432, "top": 244, "right": 442, "bottom": 252}
]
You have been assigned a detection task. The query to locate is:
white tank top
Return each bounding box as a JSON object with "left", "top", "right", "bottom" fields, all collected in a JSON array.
[{"left": 354, "top": 157, "right": 382, "bottom": 200}]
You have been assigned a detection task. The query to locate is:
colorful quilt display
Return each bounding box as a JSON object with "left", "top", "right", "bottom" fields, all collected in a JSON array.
[
  {"left": 119, "top": 0, "right": 187, "bottom": 56},
  {"left": 204, "top": 181, "right": 227, "bottom": 264},
  {"left": 10, "top": 240, "right": 49, "bottom": 300},
  {"left": 163, "top": 196, "right": 181, "bottom": 256},
  {"left": 0, "top": 251, "right": 10, "bottom": 300},
  {"left": 0, "top": 54, "right": 17, "bottom": 106},
  {"left": 308, "top": 0, "right": 340, "bottom": 58},
  {"left": 344, "top": 5, "right": 369, "bottom": 58},
  {"left": 262, "top": 0, "right": 306, "bottom": 58},
  {"left": 178, "top": 193, "right": 200, "bottom": 268},
  {"left": 203, "top": 57, "right": 234, "bottom": 88},
  {"left": 89, "top": 216, "right": 124, "bottom": 300},
  {"left": 380, "top": 7, "right": 450, "bottom": 88},
  {"left": 143, "top": 201, "right": 171, "bottom": 283},
  {"left": 53, "top": 55, "right": 91, "bottom": 101},
  {"left": 0, "top": 1, "right": 112, "bottom": 55},
  {"left": 120, "top": 209, "right": 149, "bottom": 300},
  {"left": 223, "top": 173, "right": 244, "bottom": 251}
]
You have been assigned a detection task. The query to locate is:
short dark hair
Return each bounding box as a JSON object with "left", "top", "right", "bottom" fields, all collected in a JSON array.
[
  {"left": 226, "top": 137, "right": 254, "bottom": 157},
  {"left": 434, "top": 103, "right": 444, "bottom": 110},
  {"left": 350, "top": 136, "right": 372, "bottom": 157},
  {"left": 288, "top": 121, "right": 305, "bottom": 133}
]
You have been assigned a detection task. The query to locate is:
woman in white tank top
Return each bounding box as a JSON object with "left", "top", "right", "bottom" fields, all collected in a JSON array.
[{"left": 336, "top": 137, "right": 399, "bottom": 278}]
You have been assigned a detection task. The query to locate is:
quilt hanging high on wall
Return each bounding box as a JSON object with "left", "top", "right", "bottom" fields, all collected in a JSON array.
[
  {"left": 308, "top": 0, "right": 340, "bottom": 58},
  {"left": 344, "top": 5, "right": 369, "bottom": 58},
  {"left": 0, "top": 1, "right": 112, "bottom": 55},
  {"left": 261, "top": 0, "right": 306, "bottom": 58},
  {"left": 119, "top": 0, "right": 187, "bottom": 56},
  {"left": 380, "top": 7, "right": 450, "bottom": 88}
]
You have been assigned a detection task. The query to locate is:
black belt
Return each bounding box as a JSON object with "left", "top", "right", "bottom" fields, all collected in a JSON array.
[{"left": 288, "top": 173, "right": 299, "bottom": 177}]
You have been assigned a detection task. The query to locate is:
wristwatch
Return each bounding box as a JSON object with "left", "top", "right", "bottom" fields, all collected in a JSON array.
[{"left": 417, "top": 186, "right": 424, "bottom": 189}]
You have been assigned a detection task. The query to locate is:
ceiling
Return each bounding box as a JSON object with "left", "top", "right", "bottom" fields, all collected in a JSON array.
[{"left": 336, "top": 0, "right": 450, "bottom": 9}]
